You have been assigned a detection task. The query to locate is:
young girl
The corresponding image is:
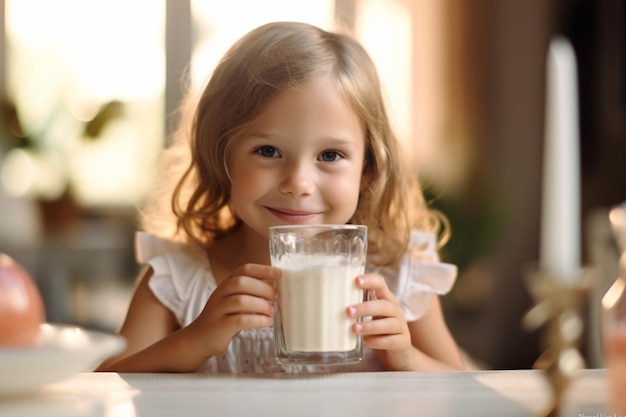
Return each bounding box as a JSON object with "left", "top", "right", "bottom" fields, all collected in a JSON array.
[{"left": 97, "top": 21, "right": 465, "bottom": 373}]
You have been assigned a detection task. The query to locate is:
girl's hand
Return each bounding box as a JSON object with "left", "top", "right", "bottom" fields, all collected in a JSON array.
[
  {"left": 347, "top": 273, "right": 414, "bottom": 371},
  {"left": 188, "top": 264, "right": 280, "bottom": 358}
]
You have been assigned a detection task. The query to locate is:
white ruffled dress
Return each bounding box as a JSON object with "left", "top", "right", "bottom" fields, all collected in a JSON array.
[{"left": 135, "top": 231, "right": 457, "bottom": 373}]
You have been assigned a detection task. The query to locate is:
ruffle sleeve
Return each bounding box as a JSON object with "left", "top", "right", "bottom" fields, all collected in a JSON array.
[
  {"left": 370, "top": 231, "right": 457, "bottom": 321},
  {"left": 134, "top": 232, "right": 215, "bottom": 327}
]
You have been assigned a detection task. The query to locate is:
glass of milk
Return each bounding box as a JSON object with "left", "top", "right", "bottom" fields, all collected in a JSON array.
[{"left": 269, "top": 224, "right": 367, "bottom": 365}]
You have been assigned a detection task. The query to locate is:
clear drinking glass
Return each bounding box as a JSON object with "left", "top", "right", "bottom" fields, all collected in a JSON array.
[{"left": 269, "top": 224, "right": 367, "bottom": 365}]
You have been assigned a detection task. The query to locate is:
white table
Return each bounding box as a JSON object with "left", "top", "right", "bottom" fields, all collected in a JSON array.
[{"left": 0, "top": 369, "right": 609, "bottom": 417}]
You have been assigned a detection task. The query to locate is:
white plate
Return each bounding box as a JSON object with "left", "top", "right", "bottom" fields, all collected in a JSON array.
[{"left": 0, "top": 323, "right": 125, "bottom": 396}]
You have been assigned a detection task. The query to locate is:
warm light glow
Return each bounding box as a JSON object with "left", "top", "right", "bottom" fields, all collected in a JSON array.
[
  {"left": 5, "top": 0, "right": 165, "bottom": 206},
  {"left": 104, "top": 400, "right": 138, "bottom": 417},
  {"left": 603, "top": 277, "right": 626, "bottom": 311},
  {"left": 69, "top": 117, "right": 160, "bottom": 206},
  {"left": 190, "top": 0, "right": 334, "bottom": 90},
  {"left": 610, "top": 206, "right": 626, "bottom": 229},
  {"left": 57, "top": 326, "right": 90, "bottom": 348},
  {"left": 4, "top": 1, "right": 424, "bottom": 208},
  {"left": 356, "top": 0, "right": 412, "bottom": 145},
  {"left": 6, "top": 0, "right": 165, "bottom": 102},
  {"left": 1, "top": 148, "right": 66, "bottom": 200},
  {"left": 1, "top": 148, "right": 35, "bottom": 198}
]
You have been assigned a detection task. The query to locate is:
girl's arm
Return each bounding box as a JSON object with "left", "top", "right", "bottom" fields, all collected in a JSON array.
[
  {"left": 96, "top": 263, "right": 280, "bottom": 373},
  {"left": 95, "top": 266, "right": 210, "bottom": 372},
  {"left": 405, "top": 297, "right": 466, "bottom": 370}
]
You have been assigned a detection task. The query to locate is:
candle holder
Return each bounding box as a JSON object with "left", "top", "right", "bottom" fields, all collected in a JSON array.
[{"left": 522, "top": 268, "right": 594, "bottom": 417}]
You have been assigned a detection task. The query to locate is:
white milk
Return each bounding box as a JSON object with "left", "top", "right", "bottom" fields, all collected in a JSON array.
[{"left": 276, "top": 257, "right": 364, "bottom": 352}]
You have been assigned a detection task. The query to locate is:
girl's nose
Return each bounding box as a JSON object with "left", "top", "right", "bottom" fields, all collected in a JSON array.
[{"left": 279, "top": 161, "right": 315, "bottom": 197}]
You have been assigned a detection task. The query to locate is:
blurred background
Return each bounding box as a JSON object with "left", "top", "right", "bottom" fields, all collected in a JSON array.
[{"left": 0, "top": 0, "right": 624, "bottom": 370}]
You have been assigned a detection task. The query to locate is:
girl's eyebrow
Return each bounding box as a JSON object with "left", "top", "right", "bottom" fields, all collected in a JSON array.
[
  {"left": 322, "top": 137, "right": 361, "bottom": 149},
  {"left": 244, "top": 133, "right": 281, "bottom": 140},
  {"left": 328, "top": 137, "right": 358, "bottom": 144},
  {"left": 234, "top": 133, "right": 279, "bottom": 145},
  {"left": 242, "top": 132, "right": 361, "bottom": 148}
]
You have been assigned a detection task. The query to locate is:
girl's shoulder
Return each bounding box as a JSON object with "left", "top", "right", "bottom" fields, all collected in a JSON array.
[
  {"left": 135, "top": 231, "right": 210, "bottom": 266},
  {"left": 407, "top": 231, "right": 439, "bottom": 259},
  {"left": 135, "top": 232, "right": 215, "bottom": 293},
  {"left": 134, "top": 232, "right": 216, "bottom": 327}
]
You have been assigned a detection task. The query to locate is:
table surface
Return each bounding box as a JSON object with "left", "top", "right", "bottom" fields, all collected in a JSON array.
[{"left": 0, "top": 369, "right": 609, "bottom": 417}]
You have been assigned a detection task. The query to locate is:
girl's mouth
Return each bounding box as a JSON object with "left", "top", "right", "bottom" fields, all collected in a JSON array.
[{"left": 265, "top": 207, "right": 321, "bottom": 223}]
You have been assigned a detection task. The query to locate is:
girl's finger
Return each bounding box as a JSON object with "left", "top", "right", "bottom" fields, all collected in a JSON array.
[
  {"left": 355, "top": 274, "right": 395, "bottom": 301},
  {"left": 218, "top": 274, "right": 278, "bottom": 301},
  {"left": 362, "top": 333, "right": 406, "bottom": 351},
  {"left": 223, "top": 312, "right": 274, "bottom": 330},
  {"left": 221, "top": 293, "right": 276, "bottom": 317},
  {"left": 353, "top": 316, "right": 404, "bottom": 336},
  {"left": 347, "top": 299, "right": 400, "bottom": 319},
  {"left": 231, "top": 263, "right": 282, "bottom": 282}
]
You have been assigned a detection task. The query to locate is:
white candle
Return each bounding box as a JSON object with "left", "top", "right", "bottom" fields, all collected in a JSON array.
[{"left": 539, "top": 37, "right": 581, "bottom": 281}]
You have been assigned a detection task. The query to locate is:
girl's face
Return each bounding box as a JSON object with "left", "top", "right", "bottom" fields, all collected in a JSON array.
[{"left": 228, "top": 76, "right": 366, "bottom": 239}]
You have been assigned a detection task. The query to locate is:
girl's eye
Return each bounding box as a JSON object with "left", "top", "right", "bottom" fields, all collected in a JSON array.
[
  {"left": 255, "top": 146, "right": 280, "bottom": 158},
  {"left": 319, "top": 151, "right": 342, "bottom": 162}
]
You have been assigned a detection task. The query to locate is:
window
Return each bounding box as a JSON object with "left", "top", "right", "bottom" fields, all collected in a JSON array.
[{"left": 3, "top": 0, "right": 165, "bottom": 206}]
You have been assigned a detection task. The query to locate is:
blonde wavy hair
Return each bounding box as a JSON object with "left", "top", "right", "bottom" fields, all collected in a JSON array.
[{"left": 140, "top": 21, "right": 446, "bottom": 267}]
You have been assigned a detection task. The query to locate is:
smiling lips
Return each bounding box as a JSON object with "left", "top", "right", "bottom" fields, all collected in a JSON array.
[{"left": 265, "top": 206, "right": 322, "bottom": 223}]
